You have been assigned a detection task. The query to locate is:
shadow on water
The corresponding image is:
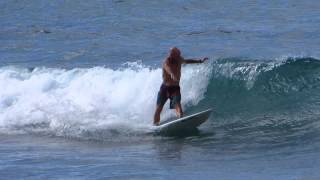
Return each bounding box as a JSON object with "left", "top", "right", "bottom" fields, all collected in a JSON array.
[
  {"left": 158, "top": 128, "right": 200, "bottom": 137},
  {"left": 155, "top": 128, "right": 215, "bottom": 139}
]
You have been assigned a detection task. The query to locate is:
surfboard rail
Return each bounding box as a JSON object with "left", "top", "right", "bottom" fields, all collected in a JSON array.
[{"left": 155, "top": 108, "right": 212, "bottom": 135}]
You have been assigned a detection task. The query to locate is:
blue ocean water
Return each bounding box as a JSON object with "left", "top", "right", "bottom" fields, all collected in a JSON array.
[{"left": 1, "top": 0, "right": 320, "bottom": 179}]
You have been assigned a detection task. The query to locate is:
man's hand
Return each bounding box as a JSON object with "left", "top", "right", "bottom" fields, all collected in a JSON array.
[
  {"left": 200, "top": 57, "right": 208, "bottom": 63},
  {"left": 170, "top": 73, "right": 178, "bottom": 82}
]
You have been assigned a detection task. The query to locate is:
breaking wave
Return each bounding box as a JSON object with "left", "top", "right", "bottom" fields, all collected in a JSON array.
[{"left": 1, "top": 57, "right": 320, "bottom": 141}]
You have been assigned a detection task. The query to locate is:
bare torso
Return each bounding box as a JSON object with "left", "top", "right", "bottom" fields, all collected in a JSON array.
[{"left": 162, "top": 57, "right": 182, "bottom": 86}]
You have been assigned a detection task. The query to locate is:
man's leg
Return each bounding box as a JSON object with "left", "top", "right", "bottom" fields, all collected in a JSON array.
[
  {"left": 171, "top": 92, "right": 183, "bottom": 118},
  {"left": 153, "top": 105, "right": 163, "bottom": 125},
  {"left": 154, "top": 85, "right": 167, "bottom": 126},
  {"left": 175, "top": 103, "right": 183, "bottom": 118}
]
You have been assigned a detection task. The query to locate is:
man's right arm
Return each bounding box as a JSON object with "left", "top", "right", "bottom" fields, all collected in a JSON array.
[{"left": 182, "top": 57, "right": 208, "bottom": 64}]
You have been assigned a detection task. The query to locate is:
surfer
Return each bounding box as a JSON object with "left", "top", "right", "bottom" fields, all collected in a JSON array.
[{"left": 153, "top": 47, "right": 208, "bottom": 126}]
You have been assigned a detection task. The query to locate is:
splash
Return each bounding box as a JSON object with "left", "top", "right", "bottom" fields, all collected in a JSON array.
[{"left": 0, "top": 63, "right": 212, "bottom": 139}]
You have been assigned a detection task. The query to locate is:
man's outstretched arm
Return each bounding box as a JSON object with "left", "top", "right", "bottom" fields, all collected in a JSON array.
[{"left": 183, "top": 57, "right": 208, "bottom": 64}]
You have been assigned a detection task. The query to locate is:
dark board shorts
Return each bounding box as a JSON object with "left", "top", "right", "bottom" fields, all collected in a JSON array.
[{"left": 156, "top": 84, "right": 181, "bottom": 109}]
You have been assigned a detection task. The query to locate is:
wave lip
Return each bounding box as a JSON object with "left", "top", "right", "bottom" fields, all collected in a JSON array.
[{"left": 208, "top": 56, "right": 320, "bottom": 95}]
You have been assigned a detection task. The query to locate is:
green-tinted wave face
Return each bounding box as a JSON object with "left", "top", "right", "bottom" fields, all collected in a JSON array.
[
  {"left": 199, "top": 57, "right": 320, "bottom": 120},
  {"left": 192, "top": 57, "right": 320, "bottom": 150}
]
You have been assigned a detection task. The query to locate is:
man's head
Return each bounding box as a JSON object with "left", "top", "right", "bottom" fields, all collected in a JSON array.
[{"left": 169, "top": 47, "right": 181, "bottom": 59}]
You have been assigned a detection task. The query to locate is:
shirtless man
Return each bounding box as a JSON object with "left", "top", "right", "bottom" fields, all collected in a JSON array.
[{"left": 153, "top": 47, "right": 208, "bottom": 125}]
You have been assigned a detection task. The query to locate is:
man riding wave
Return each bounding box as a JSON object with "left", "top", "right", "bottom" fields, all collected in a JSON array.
[{"left": 153, "top": 47, "right": 208, "bottom": 125}]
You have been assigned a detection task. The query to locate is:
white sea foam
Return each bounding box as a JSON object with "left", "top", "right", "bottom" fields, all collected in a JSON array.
[
  {"left": 0, "top": 63, "right": 212, "bottom": 138},
  {"left": 212, "top": 60, "right": 279, "bottom": 89}
]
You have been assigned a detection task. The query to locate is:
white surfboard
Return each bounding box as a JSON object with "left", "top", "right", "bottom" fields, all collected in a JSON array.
[{"left": 154, "top": 108, "right": 212, "bottom": 135}]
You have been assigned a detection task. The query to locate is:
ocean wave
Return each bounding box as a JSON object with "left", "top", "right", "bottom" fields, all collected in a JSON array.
[
  {"left": 203, "top": 56, "right": 320, "bottom": 119},
  {"left": 1, "top": 56, "right": 320, "bottom": 140},
  {"left": 0, "top": 63, "right": 212, "bottom": 138}
]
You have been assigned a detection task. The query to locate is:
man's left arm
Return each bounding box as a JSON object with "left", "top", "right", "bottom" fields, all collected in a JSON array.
[{"left": 182, "top": 57, "right": 208, "bottom": 64}]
